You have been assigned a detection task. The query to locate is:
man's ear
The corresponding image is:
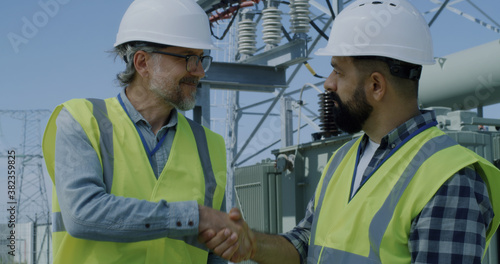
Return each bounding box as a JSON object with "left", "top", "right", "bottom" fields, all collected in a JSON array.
[
  {"left": 367, "top": 71, "right": 387, "bottom": 102},
  {"left": 133, "top": 50, "right": 151, "bottom": 78}
]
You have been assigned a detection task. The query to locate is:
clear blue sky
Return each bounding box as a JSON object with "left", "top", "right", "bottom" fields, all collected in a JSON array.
[
  {"left": 1, "top": 0, "right": 500, "bottom": 217},
  {"left": 1, "top": 1, "right": 499, "bottom": 112}
]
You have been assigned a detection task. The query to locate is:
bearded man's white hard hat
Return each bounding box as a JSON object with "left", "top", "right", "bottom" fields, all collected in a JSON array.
[{"left": 316, "top": 0, "right": 435, "bottom": 65}]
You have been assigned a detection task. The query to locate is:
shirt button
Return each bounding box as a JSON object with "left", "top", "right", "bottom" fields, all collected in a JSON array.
[
  {"left": 188, "top": 220, "right": 194, "bottom": 227},
  {"left": 176, "top": 221, "right": 182, "bottom": 227},
  {"left": 145, "top": 224, "right": 150, "bottom": 228}
]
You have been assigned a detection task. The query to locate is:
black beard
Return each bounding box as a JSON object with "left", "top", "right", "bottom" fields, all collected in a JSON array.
[{"left": 329, "top": 87, "right": 373, "bottom": 134}]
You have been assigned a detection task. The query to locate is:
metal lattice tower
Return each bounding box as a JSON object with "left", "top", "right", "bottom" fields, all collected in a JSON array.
[
  {"left": 0, "top": 110, "right": 51, "bottom": 224},
  {"left": 0, "top": 109, "right": 52, "bottom": 264}
]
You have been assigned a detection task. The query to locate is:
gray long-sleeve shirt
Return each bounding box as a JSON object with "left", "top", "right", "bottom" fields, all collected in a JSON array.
[{"left": 53, "top": 89, "right": 225, "bottom": 263}]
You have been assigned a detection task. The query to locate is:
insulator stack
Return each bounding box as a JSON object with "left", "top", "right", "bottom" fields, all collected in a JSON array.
[
  {"left": 289, "top": 0, "right": 310, "bottom": 34},
  {"left": 318, "top": 92, "right": 339, "bottom": 138},
  {"left": 262, "top": 6, "right": 282, "bottom": 45},
  {"left": 238, "top": 19, "right": 257, "bottom": 55}
]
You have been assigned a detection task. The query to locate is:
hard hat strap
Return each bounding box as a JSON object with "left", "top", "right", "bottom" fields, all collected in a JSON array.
[
  {"left": 387, "top": 62, "right": 422, "bottom": 81},
  {"left": 354, "top": 56, "right": 423, "bottom": 81}
]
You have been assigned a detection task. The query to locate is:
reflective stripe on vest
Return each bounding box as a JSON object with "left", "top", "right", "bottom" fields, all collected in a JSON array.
[
  {"left": 185, "top": 118, "right": 216, "bottom": 208},
  {"left": 87, "top": 98, "right": 114, "bottom": 193},
  {"left": 52, "top": 211, "right": 65, "bottom": 232},
  {"left": 51, "top": 99, "right": 218, "bottom": 236},
  {"left": 309, "top": 135, "right": 458, "bottom": 264},
  {"left": 44, "top": 97, "right": 226, "bottom": 263},
  {"left": 309, "top": 138, "right": 357, "bottom": 247}
]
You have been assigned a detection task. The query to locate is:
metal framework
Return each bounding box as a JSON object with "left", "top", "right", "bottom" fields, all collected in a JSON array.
[
  {"left": 0, "top": 109, "right": 51, "bottom": 264},
  {"left": 0, "top": 0, "right": 498, "bottom": 262},
  {"left": 202, "top": 0, "right": 500, "bottom": 211},
  {"left": 206, "top": 0, "right": 500, "bottom": 164}
]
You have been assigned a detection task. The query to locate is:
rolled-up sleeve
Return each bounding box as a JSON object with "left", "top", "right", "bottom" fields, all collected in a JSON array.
[{"left": 281, "top": 196, "right": 314, "bottom": 264}]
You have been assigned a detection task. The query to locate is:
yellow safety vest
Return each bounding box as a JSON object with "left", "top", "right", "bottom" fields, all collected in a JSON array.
[
  {"left": 42, "top": 97, "right": 227, "bottom": 264},
  {"left": 309, "top": 127, "right": 500, "bottom": 263}
]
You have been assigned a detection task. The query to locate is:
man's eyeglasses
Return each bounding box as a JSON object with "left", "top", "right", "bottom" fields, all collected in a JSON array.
[{"left": 151, "top": 51, "right": 213, "bottom": 73}]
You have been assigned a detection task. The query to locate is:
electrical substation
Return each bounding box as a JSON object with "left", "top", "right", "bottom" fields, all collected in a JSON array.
[{"left": 1, "top": 0, "right": 500, "bottom": 263}]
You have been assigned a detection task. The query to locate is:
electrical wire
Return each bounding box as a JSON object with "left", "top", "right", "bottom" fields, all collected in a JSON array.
[
  {"left": 209, "top": 0, "right": 261, "bottom": 40},
  {"left": 281, "top": 0, "right": 329, "bottom": 40},
  {"left": 281, "top": 25, "right": 293, "bottom": 41},
  {"left": 280, "top": 2, "right": 327, "bottom": 79},
  {"left": 428, "top": 0, "right": 450, "bottom": 27},
  {"left": 211, "top": 3, "right": 241, "bottom": 40},
  {"left": 325, "top": 0, "right": 336, "bottom": 19},
  {"left": 303, "top": 62, "right": 326, "bottom": 79},
  {"left": 310, "top": 19, "right": 329, "bottom": 40},
  {"left": 296, "top": 83, "right": 323, "bottom": 154}
]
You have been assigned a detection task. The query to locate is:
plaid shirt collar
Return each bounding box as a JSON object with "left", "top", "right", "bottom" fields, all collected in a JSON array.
[
  {"left": 360, "top": 110, "right": 437, "bottom": 153},
  {"left": 355, "top": 110, "right": 438, "bottom": 187}
]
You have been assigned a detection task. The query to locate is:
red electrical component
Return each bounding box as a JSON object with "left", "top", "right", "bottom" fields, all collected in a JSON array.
[{"left": 209, "top": 0, "right": 260, "bottom": 23}]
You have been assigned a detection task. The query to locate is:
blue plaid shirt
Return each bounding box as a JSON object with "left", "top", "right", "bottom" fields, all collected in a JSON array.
[{"left": 282, "top": 111, "right": 494, "bottom": 264}]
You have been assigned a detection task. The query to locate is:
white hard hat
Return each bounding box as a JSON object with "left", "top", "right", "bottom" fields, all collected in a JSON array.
[
  {"left": 315, "top": 0, "right": 435, "bottom": 65},
  {"left": 114, "top": 0, "right": 219, "bottom": 50}
]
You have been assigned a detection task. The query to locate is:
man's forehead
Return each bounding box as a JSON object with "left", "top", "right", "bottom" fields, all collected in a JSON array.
[
  {"left": 330, "top": 56, "right": 353, "bottom": 70},
  {"left": 162, "top": 45, "right": 204, "bottom": 55},
  {"left": 331, "top": 56, "right": 351, "bottom": 65}
]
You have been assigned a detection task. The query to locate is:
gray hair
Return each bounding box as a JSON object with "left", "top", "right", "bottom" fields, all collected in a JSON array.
[{"left": 112, "top": 42, "right": 164, "bottom": 87}]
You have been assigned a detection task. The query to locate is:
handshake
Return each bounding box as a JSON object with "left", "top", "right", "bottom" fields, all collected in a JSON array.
[{"left": 198, "top": 206, "right": 257, "bottom": 262}]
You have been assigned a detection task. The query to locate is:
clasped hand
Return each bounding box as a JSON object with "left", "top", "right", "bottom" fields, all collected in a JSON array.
[{"left": 198, "top": 206, "right": 256, "bottom": 262}]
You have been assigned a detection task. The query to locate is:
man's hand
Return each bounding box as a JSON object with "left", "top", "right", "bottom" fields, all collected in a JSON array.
[{"left": 198, "top": 207, "right": 256, "bottom": 262}]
